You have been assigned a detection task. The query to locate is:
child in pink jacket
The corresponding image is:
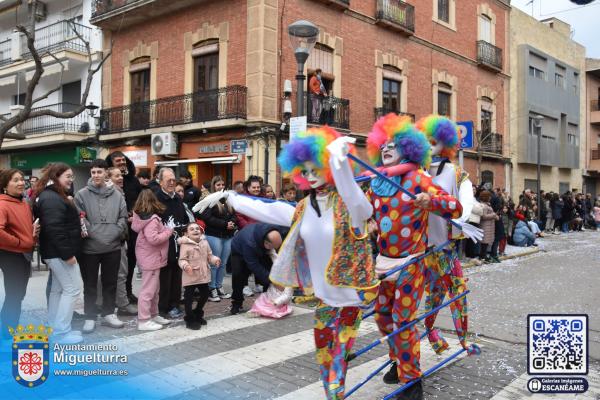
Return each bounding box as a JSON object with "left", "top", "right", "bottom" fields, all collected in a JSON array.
[
  {"left": 178, "top": 222, "right": 220, "bottom": 330},
  {"left": 132, "top": 190, "right": 173, "bottom": 331}
]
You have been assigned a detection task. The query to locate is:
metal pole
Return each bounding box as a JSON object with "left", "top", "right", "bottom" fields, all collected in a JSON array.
[
  {"left": 296, "top": 63, "right": 305, "bottom": 117},
  {"left": 537, "top": 123, "right": 541, "bottom": 220}
]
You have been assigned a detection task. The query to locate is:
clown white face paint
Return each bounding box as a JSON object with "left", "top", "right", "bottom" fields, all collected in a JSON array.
[
  {"left": 431, "top": 142, "right": 444, "bottom": 157},
  {"left": 380, "top": 141, "right": 401, "bottom": 166},
  {"left": 301, "top": 161, "right": 326, "bottom": 189}
]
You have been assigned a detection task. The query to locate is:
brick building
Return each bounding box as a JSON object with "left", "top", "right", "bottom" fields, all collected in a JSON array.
[
  {"left": 585, "top": 58, "right": 600, "bottom": 197},
  {"left": 93, "top": 0, "right": 510, "bottom": 191}
]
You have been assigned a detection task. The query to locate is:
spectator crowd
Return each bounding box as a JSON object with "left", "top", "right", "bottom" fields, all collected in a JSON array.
[{"left": 1, "top": 152, "right": 599, "bottom": 344}]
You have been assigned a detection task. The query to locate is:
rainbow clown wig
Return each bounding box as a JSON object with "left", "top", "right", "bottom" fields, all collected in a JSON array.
[
  {"left": 366, "top": 113, "right": 431, "bottom": 168},
  {"left": 416, "top": 115, "right": 461, "bottom": 159},
  {"left": 278, "top": 126, "right": 355, "bottom": 190}
]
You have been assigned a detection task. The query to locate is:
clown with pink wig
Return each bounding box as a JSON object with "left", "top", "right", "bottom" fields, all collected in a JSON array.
[
  {"left": 333, "top": 113, "right": 463, "bottom": 400},
  {"left": 416, "top": 115, "right": 482, "bottom": 358},
  {"left": 193, "top": 126, "right": 378, "bottom": 400}
]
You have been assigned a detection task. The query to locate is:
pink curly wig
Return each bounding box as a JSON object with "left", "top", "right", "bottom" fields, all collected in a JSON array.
[
  {"left": 366, "top": 113, "right": 431, "bottom": 168},
  {"left": 278, "top": 126, "right": 356, "bottom": 190},
  {"left": 415, "top": 115, "right": 461, "bottom": 159}
]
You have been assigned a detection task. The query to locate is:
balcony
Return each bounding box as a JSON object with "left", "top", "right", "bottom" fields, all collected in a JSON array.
[
  {"left": 375, "top": 0, "right": 415, "bottom": 35},
  {"left": 309, "top": 0, "right": 350, "bottom": 10},
  {"left": 591, "top": 100, "right": 600, "bottom": 125},
  {"left": 476, "top": 40, "right": 503, "bottom": 72},
  {"left": 0, "top": 20, "right": 91, "bottom": 71},
  {"left": 374, "top": 107, "right": 415, "bottom": 121},
  {"left": 478, "top": 132, "right": 503, "bottom": 155},
  {"left": 91, "top": 0, "right": 209, "bottom": 29},
  {"left": 306, "top": 94, "right": 350, "bottom": 130},
  {"left": 99, "top": 85, "right": 247, "bottom": 135}
]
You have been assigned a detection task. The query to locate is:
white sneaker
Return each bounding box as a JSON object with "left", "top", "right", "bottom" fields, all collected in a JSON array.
[
  {"left": 152, "top": 315, "right": 172, "bottom": 325},
  {"left": 254, "top": 284, "right": 264, "bottom": 294},
  {"left": 138, "top": 320, "right": 163, "bottom": 331},
  {"left": 82, "top": 319, "right": 96, "bottom": 334},
  {"left": 208, "top": 288, "right": 221, "bottom": 302},
  {"left": 102, "top": 314, "right": 124, "bottom": 329},
  {"left": 243, "top": 286, "right": 254, "bottom": 297}
]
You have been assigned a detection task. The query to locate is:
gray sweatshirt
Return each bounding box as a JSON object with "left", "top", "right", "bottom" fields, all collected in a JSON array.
[{"left": 75, "top": 178, "right": 128, "bottom": 254}]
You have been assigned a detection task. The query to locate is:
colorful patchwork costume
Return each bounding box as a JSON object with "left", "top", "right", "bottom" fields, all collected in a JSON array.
[
  {"left": 199, "top": 127, "right": 379, "bottom": 400},
  {"left": 416, "top": 115, "right": 481, "bottom": 355},
  {"left": 364, "top": 114, "right": 463, "bottom": 387}
]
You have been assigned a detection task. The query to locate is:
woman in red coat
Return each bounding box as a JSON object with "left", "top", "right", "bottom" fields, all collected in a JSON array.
[{"left": 0, "top": 168, "right": 39, "bottom": 339}]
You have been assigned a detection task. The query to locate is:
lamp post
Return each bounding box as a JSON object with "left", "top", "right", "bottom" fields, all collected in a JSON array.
[
  {"left": 533, "top": 115, "right": 544, "bottom": 220},
  {"left": 288, "top": 20, "right": 319, "bottom": 117}
]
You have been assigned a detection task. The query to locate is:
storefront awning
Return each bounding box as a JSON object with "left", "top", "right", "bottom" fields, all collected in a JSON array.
[{"left": 154, "top": 155, "right": 240, "bottom": 166}]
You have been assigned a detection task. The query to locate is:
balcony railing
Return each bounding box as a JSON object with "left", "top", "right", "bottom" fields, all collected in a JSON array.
[
  {"left": 374, "top": 107, "right": 415, "bottom": 121},
  {"left": 306, "top": 93, "right": 350, "bottom": 130},
  {"left": 99, "top": 85, "right": 247, "bottom": 135},
  {"left": 91, "top": 0, "right": 138, "bottom": 18},
  {"left": 591, "top": 149, "right": 600, "bottom": 160},
  {"left": 592, "top": 100, "right": 600, "bottom": 112},
  {"left": 22, "top": 20, "right": 91, "bottom": 59},
  {"left": 375, "top": 0, "right": 415, "bottom": 34},
  {"left": 478, "top": 131, "right": 503, "bottom": 155},
  {"left": 2, "top": 103, "right": 88, "bottom": 136},
  {"left": 309, "top": 0, "right": 350, "bottom": 10},
  {"left": 477, "top": 40, "right": 503, "bottom": 72},
  {"left": 0, "top": 39, "right": 11, "bottom": 67}
]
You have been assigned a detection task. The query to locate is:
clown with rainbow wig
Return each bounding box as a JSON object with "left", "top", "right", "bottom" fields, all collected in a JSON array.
[
  {"left": 193, "top": 126, "right": 379, "bottom": 400},
  {"left": 334, "top": 113, "right": 464, "bottom": 400},
  {"left": 416, "top": 115, "right": 482, "bottom": 358}
]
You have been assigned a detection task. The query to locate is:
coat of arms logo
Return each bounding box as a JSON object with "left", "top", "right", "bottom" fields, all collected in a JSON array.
[{"left": 9, "top": 324, "right": 51, "bottom": 388}]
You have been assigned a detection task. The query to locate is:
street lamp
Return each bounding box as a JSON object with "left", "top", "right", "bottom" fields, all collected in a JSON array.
[
  {"left": 288, "top": 20, "right": 319, "bottom": 117},
  {"left": 533, "top": 115, "right": 544, "bottom": 220}
]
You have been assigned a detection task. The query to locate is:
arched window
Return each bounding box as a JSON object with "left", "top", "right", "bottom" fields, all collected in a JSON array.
[
  {"left": 382, "top": 65, "right": 402, "bottom": 113},
  {"left": 479, "top": 14, "right": 492, "bottom": 43},
  {"left": 438, "top": 82, "right": 452, "bottom": 116}
]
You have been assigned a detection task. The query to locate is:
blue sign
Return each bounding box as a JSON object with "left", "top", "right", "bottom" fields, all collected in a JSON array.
[
  {"left": 457, "top": 121, "right": 474, "bottom": 149},
  {"left": 230, "top": 140, "right": 248, "bottom": 154}
]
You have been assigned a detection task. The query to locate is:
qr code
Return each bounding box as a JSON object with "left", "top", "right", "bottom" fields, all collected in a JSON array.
[{"left": 528, "top": 314, "right": 588, "bottom": 375}]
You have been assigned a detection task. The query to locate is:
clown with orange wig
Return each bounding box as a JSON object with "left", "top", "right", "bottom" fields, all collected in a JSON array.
[
  {"left": 336, "top": 113, "right": 463, "bottom": 400},
  {"left": 193, "top": 126, "right": 378, "bottom": 400},
  {"left": 416, "top": 115, "right": 482, "bottom": 358}
]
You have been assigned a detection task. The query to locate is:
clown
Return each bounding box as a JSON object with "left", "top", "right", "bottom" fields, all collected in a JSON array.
[
  {"left": 416, "top": 115, "right": 482, "bottom": 357},
  {"left": 328, "top": 114, "right": 463, "bottom": 400},
  {"left": 193, "top": 127, "right": 378, "bottom": 400}
]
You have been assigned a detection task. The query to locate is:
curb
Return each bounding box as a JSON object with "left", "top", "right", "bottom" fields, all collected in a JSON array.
[{"left": 462, "top": 247, "right": 541, "bottom": 269}]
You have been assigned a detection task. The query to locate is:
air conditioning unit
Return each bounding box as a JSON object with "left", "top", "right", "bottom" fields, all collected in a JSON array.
[{"left": 151, "top": 132, "right": 178, "bottom": 155}]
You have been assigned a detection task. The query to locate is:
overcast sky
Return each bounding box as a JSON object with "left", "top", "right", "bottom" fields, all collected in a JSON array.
[{"left": 511, "top": 0, "right": 600, "bottom": 58}]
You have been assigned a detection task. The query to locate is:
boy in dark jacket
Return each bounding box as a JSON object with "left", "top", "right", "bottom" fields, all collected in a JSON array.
[{"left": 229, "top": 223, "right": 286, "bottom": 315}]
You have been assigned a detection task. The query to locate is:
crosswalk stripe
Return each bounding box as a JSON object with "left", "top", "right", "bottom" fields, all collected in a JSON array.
[
  {"left": 490, "top": 370, "right": 600, "bottom": 399},
  {"left": 66, "top": 320, "right": 380, "bottom": 398},
  {"left": 95, "top": 305, "right": 313, "bottom": 356},
  {"left": 275, "top": 336, "right": 479, "bottom": 400}
]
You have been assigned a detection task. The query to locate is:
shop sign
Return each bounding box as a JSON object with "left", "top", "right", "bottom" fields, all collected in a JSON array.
[
  {"left": 76, "top": 147, "right": 97, "bottom": 164},
  {"left": 123, "top": 150, "right": 148, "bottom": 167},
  {"left": 230, "top": 140, "right": 248, "bottom": 154},
  {"left": 199, "top": 143, "right": 228, "bottom": 154}
]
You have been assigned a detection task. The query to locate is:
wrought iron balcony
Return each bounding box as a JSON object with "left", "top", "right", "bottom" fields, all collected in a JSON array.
[
  {"left": 374, "top": 107, "right": 415, "bottom": 121},
  {"left": 2, "top": 103, "right": 89, "bottom": 136},
  {"left": 305, "top": 93, "right": 350, "bottom": 130},
  {"left": 0, "top": 39, "right": 11, "bottom": 67},
  {"left": 477, "top": 40, "right": 503, "bottom": 72},
  {"left": 375, "top": 0, "right": 415, "bottom": 35},
  {"left": 99, "top": 85, "right": 247, "bottom": 135},
  {"left": 478, "top": 131, "right": 503, "bottom": 155},
  {"left": 22, "top": 20, "right": 91, "bottom": 60}
]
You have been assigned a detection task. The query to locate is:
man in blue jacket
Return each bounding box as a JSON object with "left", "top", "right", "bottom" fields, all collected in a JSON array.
[{"left": 230, "top": 223, "right": 286, "bottom": 315}]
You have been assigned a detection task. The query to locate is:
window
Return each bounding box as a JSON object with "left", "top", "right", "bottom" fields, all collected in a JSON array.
[
  {"left": 481, "top": 170, "right": 494, "bottom": 187},
  {"left": 573, "top": 72, "right": 579, "bottom": 94},
  {"left": 555, "top": 64, "right": 566, "bottom": 89},
  {"left": 130, "top": 62, "right": 151, "bottom": 130},
  {"left": 559, "top": 182, "right": 569, "bottom": 195},
  {"left": 529, "top": 52, "right": 547, "bottom": 80},
  {"left": 192, "top": 45, "right": 219, "bottom": 121},
  {"left": 307, "top": 43, "right": 334, "bottom": 94},
  {"left": 568, "top": 133, "right": 577, "bottom": 145},
  {"left": 524, "top": 179, "right": 539, "bottom": 193},
  {"left": 383, "top": 77, "right": 401, "bottom": 113},
  {"left": 479, "top": 14, "right": 492, "bottom": 43},
  {"left": 193, "top": 51, "right": 219, "bottom": 92},
  {"left": 437, "top": 83, "right": 451, "bottom": 116},
  {"left": 438, "top": 0, "right": 450, "bottom": 23},
  {"left": 568, "top": 124, "right": 579, "bottom": 146},
  {"left": 62, "top": 80, "right": 81, "bottom": 112},
  {"left": 12, "top": 93, "right": 26, "bottom": 105}
]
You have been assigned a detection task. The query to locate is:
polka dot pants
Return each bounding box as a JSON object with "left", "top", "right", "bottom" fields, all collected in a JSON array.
[{"left": 374, "top": 260, "right": 426, "bottom": 383}]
